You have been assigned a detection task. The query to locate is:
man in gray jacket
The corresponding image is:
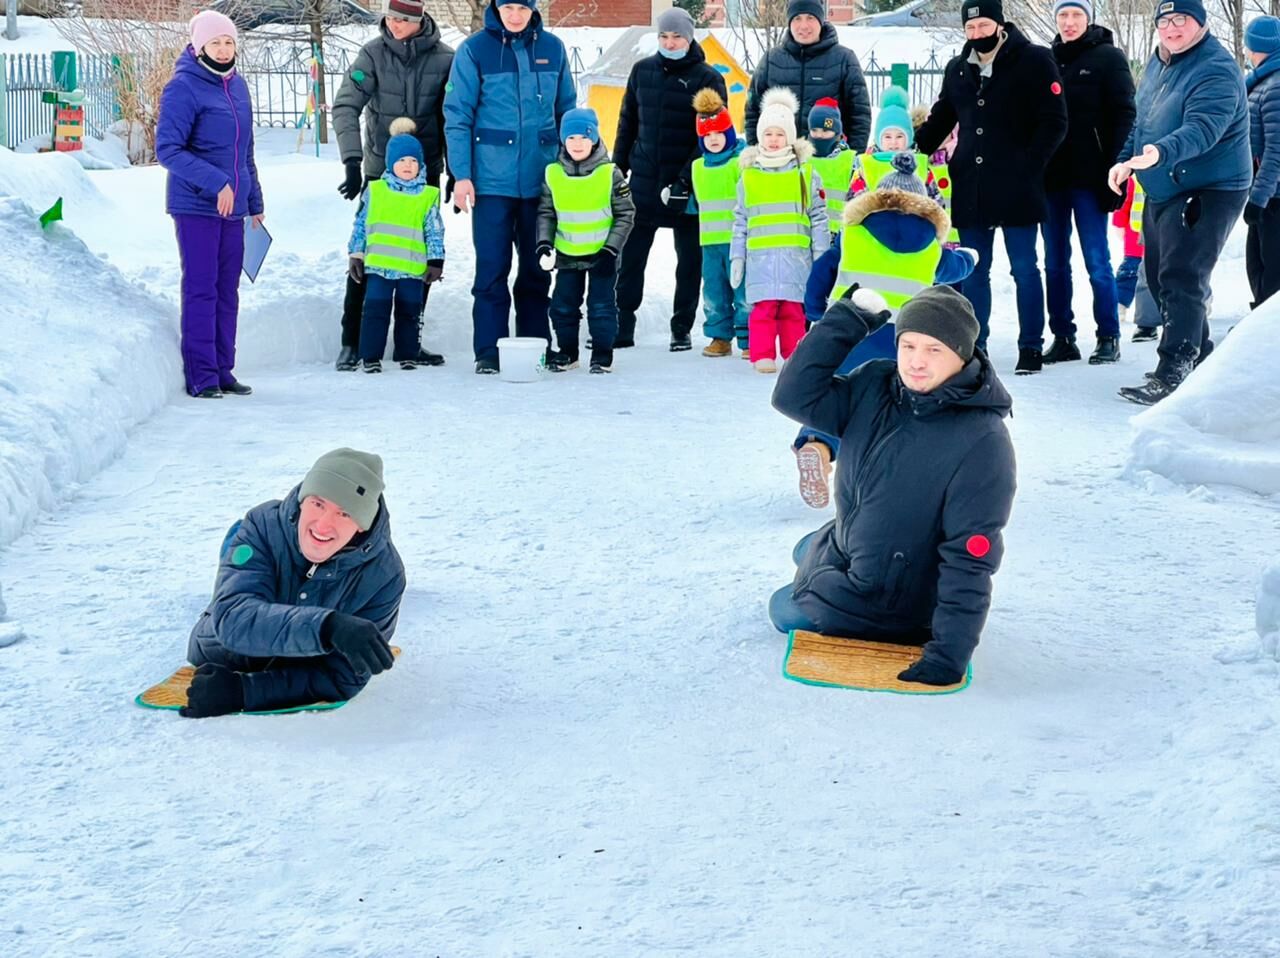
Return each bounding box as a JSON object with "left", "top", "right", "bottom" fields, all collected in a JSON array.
[
  {"left": 180, "top": 449, "right": 406, "bottom": 718},
  {"left": 331, "top": 0, "right": 453, "bottom": 371}
]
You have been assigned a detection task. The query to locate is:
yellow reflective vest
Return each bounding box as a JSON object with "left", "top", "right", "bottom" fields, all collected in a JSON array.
[
  {"left": 809, "top": 149, "right": 856, "bottom": 234},
  {"left": 691, "top": 157, "right": 741, "bottom": 247},
  {"left": 364, "top": 180, "right": 439, "bottom": 278},
  {"left": 742, "top": 163, "right": 814, "bottom": 251},
  {"left": 833, "top": 226, "right": 941, "bottom": 310},
  {"left": 545, "top": 162, "right": 614, "bottom": 256}
]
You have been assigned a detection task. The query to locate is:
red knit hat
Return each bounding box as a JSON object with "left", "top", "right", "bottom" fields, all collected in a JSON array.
[{"left": 693, "top": 88, "right": 733, "bottom": 137}]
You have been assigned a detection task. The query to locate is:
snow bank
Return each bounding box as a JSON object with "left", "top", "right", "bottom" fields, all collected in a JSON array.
[
  {"left": 1126, "top": 295, "right": 1280, "bottom": 496},
  {"left": 0, "top": 149, "right": 181, "bottom": 551}
]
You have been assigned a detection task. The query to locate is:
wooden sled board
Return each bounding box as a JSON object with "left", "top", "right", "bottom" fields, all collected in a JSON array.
[
  {"left": 783, "top": 631, "right": 970, "bottom": 695},
  {"left": 135, "top": 647, "right": 402, "bottom": 714}
]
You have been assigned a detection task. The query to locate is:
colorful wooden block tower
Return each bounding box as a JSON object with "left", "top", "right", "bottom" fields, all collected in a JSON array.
[{"left": 42, "top": 51, "right": 84, "bottom": 153}]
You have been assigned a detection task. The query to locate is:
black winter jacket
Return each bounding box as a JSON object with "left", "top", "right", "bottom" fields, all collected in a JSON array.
[
  {"left": 1045, "top": 25, "right": 1136, "bottom": 211},
  {"left": 772, "top": 301, "right": 1016, "bottom": 676},
  {"left": 915, "top": 23, "right": 1068, "bottom": 229},
  {"left": 332, "top": 17, "right": 454, "bottom": 182},
  {"left": 745, "top": 24, "right": 871, "bottom": 151},
  {"left": 613, "top": 42, "right": 727, "bottom": 223}
]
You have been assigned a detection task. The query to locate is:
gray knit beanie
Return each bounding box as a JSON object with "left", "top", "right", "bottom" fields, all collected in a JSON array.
[
  {"left": 878, "top": 151, "right": 928, "bottom": 197},
  {"left": 656, "top": 7, "right": 695, "bottom": 41},
  {"left": 299, "top": 448, "right": 385, "bottom": 531},
  {"left": 895, "top": 286, "right": 981, "bottom": 362}
]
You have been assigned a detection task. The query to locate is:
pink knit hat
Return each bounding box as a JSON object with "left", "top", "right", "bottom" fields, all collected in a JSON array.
[{"left": 189, "top": 10, "right": 238, "bottom": 54}]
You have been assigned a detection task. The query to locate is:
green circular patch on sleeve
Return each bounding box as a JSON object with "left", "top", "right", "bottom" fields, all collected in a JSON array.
[
  {"left": 351, "top": 69, "right": 366, "bottom": 82},
  {"left": 230, "top": 544, "right": 254, "bottom": 566}
]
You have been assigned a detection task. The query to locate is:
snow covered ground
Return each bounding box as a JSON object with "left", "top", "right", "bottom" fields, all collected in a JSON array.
[{"left": 3, "top": 127, "right": 1280, "bottom": 954}]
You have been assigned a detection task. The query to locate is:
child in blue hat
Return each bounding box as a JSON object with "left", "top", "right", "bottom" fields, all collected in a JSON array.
[
  {"left": 348, "top": 117, "right": 446, "bottom": 372},
  {"left": 536, "top": 106, "right": 636, "bottom": 373}
]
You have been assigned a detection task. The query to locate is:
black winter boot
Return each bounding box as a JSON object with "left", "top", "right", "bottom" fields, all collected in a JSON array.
[
  {"left": 335, "top": 345, "right": 358, "bottom": 371},
  {"left": 1042, "top": 336, "right": 1081, "bottom": 364},
  {"left": 1015, "top": 347, "right": 1043, "bottom": 375},
  {"left": 1118, "top": 376, "right": 1176, "bottom": 406},
  {"left": 1089, "top": 337, "right": 1121, "bottom": 364},
  {"left": 1131, "top": 326, "right": 1159, "bottom": 343}
]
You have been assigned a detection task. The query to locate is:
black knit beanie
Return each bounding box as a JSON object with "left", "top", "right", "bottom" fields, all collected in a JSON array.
[
  {"left": 961, "top": 0, "right": 1004, "bottom": 23},
  {"left": 895, "top": 286, "right": 981, "bottom": 362}
]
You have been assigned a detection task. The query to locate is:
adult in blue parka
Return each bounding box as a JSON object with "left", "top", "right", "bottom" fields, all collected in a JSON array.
[
  {"left": 1244, "top": 16, "right": 1280, "bottom": 310},
  {"left": 181, "top": 449, "right": 406, "bottom": 718},
  {"left": 443, "top": 0, "right": 577, "bottom": 373},
  {"left": 1110, "top": 0, "right": 1250, "bottom": 405}
]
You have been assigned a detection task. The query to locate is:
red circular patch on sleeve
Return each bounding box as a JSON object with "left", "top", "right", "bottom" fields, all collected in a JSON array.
[
  {"left": 938, "top": 177, "right": 950, "bottom": 189},
  {"left": 1051, "top": 81, "right": 1062, "bottom": 95},
  {"left": 966, "top": 535, "right": 991, "bottom": 558}
]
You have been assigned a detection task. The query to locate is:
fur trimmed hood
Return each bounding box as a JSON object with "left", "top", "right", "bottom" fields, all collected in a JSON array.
[
  {"left": 843, "top": 188, "right": 950, "bottom": 242},
  {"left": 740, "top": 138, "right": 815, "bottom": 169}
]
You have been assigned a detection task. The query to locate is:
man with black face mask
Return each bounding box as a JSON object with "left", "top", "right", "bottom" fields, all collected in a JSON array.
[{"left": 915, "top": 0, "right": 1068, "bottom": 375}]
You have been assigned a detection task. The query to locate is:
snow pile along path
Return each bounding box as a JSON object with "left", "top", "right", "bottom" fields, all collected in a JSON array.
[
  {"left": 0, "top": 151, "right": 181, "bottom": 550},
  {"left": 1127, "top": 294, "right": 1280, "bottom": 496}
]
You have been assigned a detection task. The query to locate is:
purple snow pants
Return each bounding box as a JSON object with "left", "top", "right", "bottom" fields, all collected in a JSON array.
[{"left": 174, "top": 214, "right": 244, "bottom": 395}]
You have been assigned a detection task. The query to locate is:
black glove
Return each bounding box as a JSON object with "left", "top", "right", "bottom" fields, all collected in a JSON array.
[
  {"left": 322, "top": 611, "right": 395, "bottom": 676},
  {"left": 338, "top": 160, "right": 363, "bottom": 201},
  {"left": 536, "top": 243, "right": 553, "bottom": 258},
  {"left": 425, "top": 260, "right": 444, "bottom": 284},
  {"left": 898, "top": 657, "right": 964, "bottom": 687},
  {"left": 662, "top": 182, "right": 691, "bottom": 212},
  {"left": 179, "top": 664, "right": 246, "bottom": 718},
  {"left": 1245, "top": 201, "right": 1265, "bottom": 227},
  {"left": 348, "top": 256, "right": 365, "bottom": 283},
  {"left": 444, "top": 174, "right": 455, "bottom": 205}
]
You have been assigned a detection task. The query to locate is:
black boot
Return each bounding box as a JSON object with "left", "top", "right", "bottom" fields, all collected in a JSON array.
[
  {"left": 221, "top": 381, "right": 253, "bottom": 395},
  {"left": 335, "top": 345, "right": 358, "bottom": 371},
  {"left": 1131, "top": 326, "right": 1159, "bottom": 343},
  {"left": 546, "top": 349, "right": 580, "bottom": 372},
  {"left": 1015, "top": 347, "right": 1042, "bottom": 375},
  {"left": 1088, "top": 337, "right": 1121, "bottom": 364},
  {"left": 193, "top": 386, "right": 223, "bottom": 399},
  {"left": 1118, "top": 376, "right": 1176, "bottom": 406},
  {"left": 1042, "top": 336, "right": 1081, "bottom": 364},
  {"left": 670, "top": 333, "right": 692, "bottom": 352}
]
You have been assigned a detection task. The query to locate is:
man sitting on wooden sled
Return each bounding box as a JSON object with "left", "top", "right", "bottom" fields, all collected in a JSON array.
[
  {"left": 769, "top": 285, "right": 1016, "bottom": 686},
  {"left": 180, "top": 448, "right": 405, "bottom": 717}
]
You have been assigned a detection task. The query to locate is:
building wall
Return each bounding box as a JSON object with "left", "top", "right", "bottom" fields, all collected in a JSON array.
[{"left": 546, "top": 0, "right": 662, "bottom": 28}]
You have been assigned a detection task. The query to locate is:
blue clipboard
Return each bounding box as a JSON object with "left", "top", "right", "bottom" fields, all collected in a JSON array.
[{"left": 242, "top": 219, "right": 272, "bottom": 283}]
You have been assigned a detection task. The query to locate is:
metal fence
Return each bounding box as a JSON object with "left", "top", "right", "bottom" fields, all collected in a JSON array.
[
  {"left": 3, "top": 46, "right": 949, "bottom": 150},
  {"left": 2, "top": 51, "right": 118, "bottom": 148}
]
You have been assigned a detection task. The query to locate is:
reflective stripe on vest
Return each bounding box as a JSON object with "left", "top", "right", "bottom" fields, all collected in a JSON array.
[
  {"left": 691, "top": 157, "right": 741, "bottom": 247},
  {"left": 931, "top": 161, "right": 961, "bottom": 244},
  {"left": 546, "top": 162, "right": 614, "bottom": 256},
  {"left": 810, "top": 150, "right": 855, "bottom": 233},
  {"left": 364, "top": 180, "right": 438, "bottom": 277},
  {"left": 742, "top": 164, "right": 812, "bottom": 251},
  {"left": 832, "top": 225, "right": 941, "bottom": 310},
  {"left": 1130, "top": 181, "right": 1146, "bottom": 236}
]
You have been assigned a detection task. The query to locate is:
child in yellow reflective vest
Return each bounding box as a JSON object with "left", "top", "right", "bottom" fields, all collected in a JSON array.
[
  {"left": 730, "top": 88, "right": 831, "bottom": 374},
  {"left": 347, "top": 117, "right": 445, "bottom": 373},
  {"left": 850, "top": 87, "right": 945, "bottom": 215},
  {"left": 807, "top": 97, "right": 856, "bottom": 240},
  {"left": 536, "top": 107, "right": 635, "bottom": 374},
  {"left": 689, "top": 88, "right": 748, "bottom": 358}
]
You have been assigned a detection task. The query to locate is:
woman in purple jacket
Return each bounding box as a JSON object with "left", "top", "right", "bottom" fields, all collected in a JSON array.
[{"left": 156, "top": 11, "right": 264, "bottom": 399}]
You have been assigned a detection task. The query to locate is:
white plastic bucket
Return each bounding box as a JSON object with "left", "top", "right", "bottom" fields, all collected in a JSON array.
[{"left": 496, "top": 337, "right": 546, "bottom": 383}]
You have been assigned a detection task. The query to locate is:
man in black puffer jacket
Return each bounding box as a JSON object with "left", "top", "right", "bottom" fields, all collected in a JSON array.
[
  {"left": 613, "top": 8, "right": 727, "bottom": 350},
  {"left": 915, "top": 1, "right": 1067, "bottom": 375},
  {"left": 770, "top": 286, "right": 1017, "bottom": 687},
  {"left": 744, "top": 0, "right": 871, "bottom": 151},
  {"left": 330, "top": 0, "right": 454, "bottom": 371},
  {"left": 1041, "top": 1, "right": 1136, "bottom": 367}
]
